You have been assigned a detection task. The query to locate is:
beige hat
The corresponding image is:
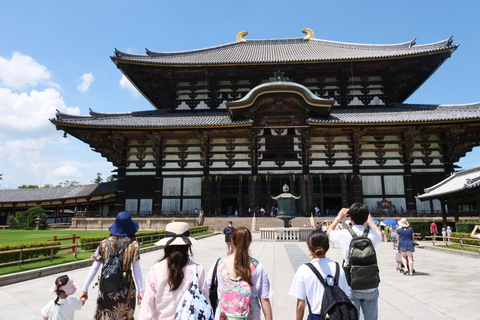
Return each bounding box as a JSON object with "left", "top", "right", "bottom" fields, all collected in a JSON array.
[
  {"left": 398, "top": 218, "right": 409, "bottom": 228},
  {"left": 155, "top": 222, "right": 197, "bottom": 246}
]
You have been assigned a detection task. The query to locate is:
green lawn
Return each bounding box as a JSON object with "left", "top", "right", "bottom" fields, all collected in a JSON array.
[
  {"left": 0, "top": 231, "right": 212, "bottom": 276},
  {"left": 436, "top": 244, "right": 480, "bottom": 254},
  {"left": 0, "top": 229, "right": 109, "bottom": 246}
]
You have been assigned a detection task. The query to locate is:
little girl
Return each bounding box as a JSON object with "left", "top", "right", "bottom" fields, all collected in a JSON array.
[
  {"left": 289, "top": 230, "right": 351, "bottom": 320},
  {"left": 42, "top": 275, "right": 85, "bottom": 320}
]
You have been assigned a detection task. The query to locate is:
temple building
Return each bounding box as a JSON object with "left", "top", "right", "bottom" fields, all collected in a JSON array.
[{"left": 50, "top": 29, "right": 480, "bottom": 217}]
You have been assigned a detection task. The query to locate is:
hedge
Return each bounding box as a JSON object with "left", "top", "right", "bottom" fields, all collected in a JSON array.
[
  {"left": 79, "top": 226, "right": 209, "bottom": 250},
  {"left": 450, "top": 232, "right": 480, "bottom": 246},
  {"left": 0, "top": 241, "right": 62, "bottom": 263}
]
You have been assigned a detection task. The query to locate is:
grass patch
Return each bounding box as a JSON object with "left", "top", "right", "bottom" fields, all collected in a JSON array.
[
  {"left": 435, "top": 244, "right": 480, "bottom": 254},
  {"left": 0, "top": 231, "right": 212, "bottom": 276},
  {"left": 0, "top": 230, "right": 109, "bottom": 246}
]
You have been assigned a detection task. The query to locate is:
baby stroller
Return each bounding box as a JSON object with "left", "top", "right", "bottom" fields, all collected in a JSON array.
[{"left": 395, "top": 250, "right": 415, "bottom": 275}]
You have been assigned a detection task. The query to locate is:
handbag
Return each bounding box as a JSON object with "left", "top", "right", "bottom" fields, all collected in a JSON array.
[{"left": 209, "top": 258, "right": 221, "bottom": 314}]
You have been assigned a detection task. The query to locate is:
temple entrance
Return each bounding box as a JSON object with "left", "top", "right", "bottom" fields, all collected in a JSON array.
[
  {"left": 221, "top": 198, "right": 238, "bottom": 216},
  {"left": 323, "top": 197, "right": 342, "bottom": 216}
]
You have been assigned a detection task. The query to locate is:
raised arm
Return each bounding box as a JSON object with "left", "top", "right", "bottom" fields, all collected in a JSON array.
[
  {"left": 470, "top": 225, "right": 480, "bottom": 239},
  {"left": 327, "top": 208, "right": 349, "bottom": 236}
]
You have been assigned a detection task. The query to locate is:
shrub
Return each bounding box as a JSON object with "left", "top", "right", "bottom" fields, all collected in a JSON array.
[
  {"left": 9, "top": 206, "right": 48, "bottom": 230},
  {"left": 450, "top": 232, "right": 480, "bottom": 246},
  {"left": 0, "top": 241, "right": 61, "bottom": 263}
]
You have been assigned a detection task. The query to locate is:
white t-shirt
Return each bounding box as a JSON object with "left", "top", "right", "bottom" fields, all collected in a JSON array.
[
  {"left": 41, "top": 298, "right": 82, "bottom": 320},
  {"left": 329, "top": 225, "right": 382, "bottom": 293},
  {"left": 289, "top": 258, "right": 350, "bottom": 315},
  {"left": 207, "top": 258, "right": 274, "bottom": 320}
]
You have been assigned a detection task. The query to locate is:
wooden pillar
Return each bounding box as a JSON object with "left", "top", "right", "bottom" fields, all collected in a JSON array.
[
  {"left": 201, "top": 176, "right": 213, "bottom": 215},
  {"left": 115, "top": 166, "right": 126, "bottom": 213},
  {"left": 441, "top": 199, "right": 448, "bottom": 229},
  {"left": 238, "top": 176, "right": 243, "bottom": 216},
  {"left": 248, "top": 176, "right": 258, "bottom": 211},
  {"left": 265, "top": 175, "right": 271, "bottom": 212},
  {"left": 341, "top": 174, "right": 348, "bottom": 208},
  {"left": 477, "top": 193, "right": 480, "bottom": 221},
  {"left": 299, "top": 175, "right": 308, "bottom": 216},
  {"left": 403, "top": 165, "right": 415, "bottom": 211},
  {"left": 153, "top": 167, "right": 163, "bottom": 213},
  {"left": 215, "top": 176, "right": 222, "bottom": 215},
  {"left": 60, "top": 201, "right": 65, "bottom": 223},
  {"left": 306, "top": 175, "right": 314, "bottom": 214},
  {"left": 351, "top": 174, "right": 363, "bottom": 204}
]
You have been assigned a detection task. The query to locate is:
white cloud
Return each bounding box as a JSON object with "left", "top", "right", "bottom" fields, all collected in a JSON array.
[
  {"left": 119, "top": 74, "right": 140, "bottom": 97},
  {"left": 0, "top": 88, "right": 80, "bottom": 136},
  {"left": 52, "top": 164, "right": 82, "bottom": 180},
  {"left": 0, "top": 52, "right": 59, "bottom": 90},
  {"left": 77, "top": 72, "right": 95, "bottom": 93}
]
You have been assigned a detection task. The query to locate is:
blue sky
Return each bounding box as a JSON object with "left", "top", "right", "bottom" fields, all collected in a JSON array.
[{"left": 0, "top": 1, "right": 479, "bottom": 189}]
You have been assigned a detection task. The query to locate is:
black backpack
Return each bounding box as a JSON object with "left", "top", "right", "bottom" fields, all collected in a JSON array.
[
  {"left": 306, "top": 262, "right": 358, "bottom": 320},
  {"left": 224, "top": 226, "right": 234, "bottom": 242},
  {"left": 209, "top": 258, "right": 221, "bottom": 315},
  {"left": 344, "top": 228, "right": 380, "bottom": 290},
  {"left": 99, "top": 238, "right": 134, "bottom": 293}
]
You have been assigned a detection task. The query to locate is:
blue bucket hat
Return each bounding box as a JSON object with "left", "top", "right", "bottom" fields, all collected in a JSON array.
[{"left": 109, "top": 212, "right": 139, "bottom": 236}]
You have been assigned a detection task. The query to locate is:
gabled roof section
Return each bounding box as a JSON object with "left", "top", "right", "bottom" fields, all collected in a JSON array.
[
  {"left": 226, "top": 80, "right": 335, "bottom": 119},
  {"left": 112, "top": 36, "right": 457, "bottom": 66},
  {"left": 0, "top": 182, "right": 117, "bottom": 204},
  {"left": 417, "top": 167, "right": 480, "bottom": 200}
]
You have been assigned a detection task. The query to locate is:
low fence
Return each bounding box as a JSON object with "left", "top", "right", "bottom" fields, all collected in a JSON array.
[
  {"left": 260, "top": 227, "right": 313, "bottom": 241},
  {"left": 425, "top": 235, "right": 480, "bottom": 250},
  {"left": 48, "top": 234, "right": 81, "bottom": 253},
  {"left": 0, "top": 227, "right": 209, "bottom": 269}
]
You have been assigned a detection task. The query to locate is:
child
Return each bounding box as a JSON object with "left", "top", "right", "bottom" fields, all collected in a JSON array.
[
  {"left": 442, "top": 228, "right": 447, "bottom": 240},
  {"left": 446, "top": 226, "right": 452, "bottom": 241},
  {"left": 42, "top": 275, "right": 85, "bottom": 320},
  {"left": 289, "top": 230, "right": 350, "bottom": 320}
]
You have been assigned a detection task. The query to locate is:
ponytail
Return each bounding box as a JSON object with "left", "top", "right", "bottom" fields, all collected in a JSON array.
[
  {"left": 161, "top": 244, "right": 192, "bottom": 291},
  {"left": 54, "top": 275, "right": 70, "bottom": 305},
  {"left": 307, "top": 230, "right": 329, "bottom": 258},
  {"left": 232, "top": 227, "right": 254, "bottom": 286}
]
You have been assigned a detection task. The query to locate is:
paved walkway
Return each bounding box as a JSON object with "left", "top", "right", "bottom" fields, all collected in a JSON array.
[{"left": 1, "top": 233, "right": 479, "bottom": 320}]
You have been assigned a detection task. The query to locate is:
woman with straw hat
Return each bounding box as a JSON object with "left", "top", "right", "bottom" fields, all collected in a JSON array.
[
  {"left": 397, "top": 218, "right": 415, "bottom": 276},
  {"left": 139, "top": 222, "right": 210, "bottom": 320},
  {"left": 80, "top": 211, "right": 144, "bottom": 319}
]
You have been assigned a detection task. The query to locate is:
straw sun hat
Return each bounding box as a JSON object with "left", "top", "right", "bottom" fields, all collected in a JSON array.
[
  {"left": 155, "top": 222, "right": 197, "bottom": 247},
  {"left": 398, "top": 218, "right": 409, "bottom": 228}
]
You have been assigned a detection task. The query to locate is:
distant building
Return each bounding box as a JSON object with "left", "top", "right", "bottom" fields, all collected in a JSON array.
[
  {"left": 50, "top": 29, "right": 480, "bottom": 217},
  {"left": 417, "top": 167, "right": 480, "bottom": 223},
  {"left": 0, "top": 182, "right": 116, "bottom": 224}
]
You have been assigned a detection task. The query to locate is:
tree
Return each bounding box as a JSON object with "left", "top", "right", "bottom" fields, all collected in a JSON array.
[
  {"left": 106, "top": 175, "right": 116, "bottom": 182},
  {"left": 56, "top": 180, "right": 80, "bottom": 187},
  {"left": 18, "top": 184, "right": 39, "bottom": 189},
  {"left": 9, "top": 205, "right": 48, "bottom": 229},
  {"left": 42, "top": 184, "right": 54, "bottom": 188},
  {"left": 92, "top": 172, "right": 103, "bottom": 184}
]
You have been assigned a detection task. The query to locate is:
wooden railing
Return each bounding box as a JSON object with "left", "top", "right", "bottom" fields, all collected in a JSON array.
[
  {"left": 425, "top": 235, "right": 480, "bottom": 251},
  {"left": 0, "top": 227, "right": 209, "bottom": 269}
]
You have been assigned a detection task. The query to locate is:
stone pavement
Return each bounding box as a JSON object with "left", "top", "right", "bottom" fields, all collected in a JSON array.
[{"left": 1, "top": 233, "right": 480, "bottom": 320}]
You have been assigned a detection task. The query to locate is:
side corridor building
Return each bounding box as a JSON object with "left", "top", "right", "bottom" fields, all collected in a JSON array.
[{"left": 51, "top": 29, "right": 480, "bottom": 217}]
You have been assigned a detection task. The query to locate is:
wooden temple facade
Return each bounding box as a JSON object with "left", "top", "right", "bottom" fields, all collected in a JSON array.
[{"left": 51, "top": 29, "right": 480, "bottom": 217}]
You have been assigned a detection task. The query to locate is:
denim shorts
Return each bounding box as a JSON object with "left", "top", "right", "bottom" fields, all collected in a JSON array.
[{"left": 399, "top": 246, "right": 415, "bottom": 252}]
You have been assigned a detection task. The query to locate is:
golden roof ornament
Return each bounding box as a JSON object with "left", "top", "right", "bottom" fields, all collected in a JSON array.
[
  {"left": 302, "top": 28, "right": 314, "bottom": 40},
  {"left": 236, "top": 31, "right": 248, "bottom": 43}
]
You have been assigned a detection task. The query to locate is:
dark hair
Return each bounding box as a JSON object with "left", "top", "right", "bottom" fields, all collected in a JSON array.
[
  {"left": 54, "top": 275, "right": 70, "bottom": 305},
  {"left": 231, "top": 227, "right": 254, "bottom": 286},
  {"left": 228, "top": 221, "right": 233, "bottom": 225},
  {"left": 110, "top": 234, "right": 137, "bottom": 252},
  {"left": 307, "top": 230, "right": 329, "bottom": 257},
  {"left": 348, "top": 203, "right": 369, "bottom": 225},
  {"left": 161, "top": 244, "right": 192, "bottom": 291}
]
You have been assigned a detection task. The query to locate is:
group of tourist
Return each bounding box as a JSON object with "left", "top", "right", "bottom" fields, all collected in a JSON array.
[{"left": 42, "top": 203, "right": 429, "bottom": 320}]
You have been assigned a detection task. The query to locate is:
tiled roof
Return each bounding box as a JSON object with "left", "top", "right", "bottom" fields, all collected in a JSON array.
[
  {"left": 0, "top": 182, "right": 116, "bottom": 203},
  {"left": 308, "top": 102, "right": 480, "bottom": 124},
  {"left": 417, "top": 167, "right": 480, "bottom": 200},
  {"left": 112, "top": 37, "right": 457, "bottom": 65},
  {"left": 51, "top": 103, "right": 480, "bottom": 128}
]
